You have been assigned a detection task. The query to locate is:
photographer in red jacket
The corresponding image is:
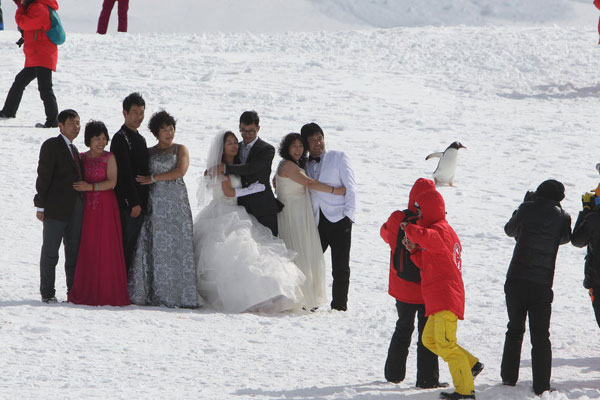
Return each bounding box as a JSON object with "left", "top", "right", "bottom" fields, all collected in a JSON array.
[
  {"left": 402, "top": 188, "right": 482, "bottom": 400},
  {"left": 380, "top": 178, "right": 446, "bottom": 388},
  {"left": 0, "top": 0, "right": 59, "bottom": 128}
]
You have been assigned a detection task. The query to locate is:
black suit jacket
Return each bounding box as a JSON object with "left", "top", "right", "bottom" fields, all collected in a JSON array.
[
  {"left": 34, "top": 135, "right": 83, "bottom": 221},
  {"left": 225, "top": 137, "right": 279, "bottom": 217},
  {"left": 110, "top": 125, "right": 149, "bottom": 210}
]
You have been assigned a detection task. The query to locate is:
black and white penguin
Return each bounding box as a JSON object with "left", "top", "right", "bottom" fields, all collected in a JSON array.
[{"left": 426, "top": 141, "right": 466, "bottom": 186}]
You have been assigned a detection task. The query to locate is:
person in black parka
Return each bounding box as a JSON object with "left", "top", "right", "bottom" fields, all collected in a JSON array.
[
  {"left": 571, "top": 191, "right": 600, "bottom": 328},
  {"left": 501, "top": 179, "right": 571, "bottom": 396}
]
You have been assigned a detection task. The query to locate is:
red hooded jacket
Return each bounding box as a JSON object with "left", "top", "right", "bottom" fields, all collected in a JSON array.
[
  {"left": 380, "top": 178, "right": 436, "bottom": 304},
  {"left": 16, "top": 0, "right": 59, "bottom": 71},
  {"left": 404, "top": 189, "right": 465, "bottom": 319},
  {"left": 595, "top": 0, "right": 600, "bottom": 42}
]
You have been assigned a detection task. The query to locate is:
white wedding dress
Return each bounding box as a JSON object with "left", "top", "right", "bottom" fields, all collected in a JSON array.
[
  {"left": 193, "top": 175, "right": 305, "bottom": 313},
  {"left": 276, "top": 170, "right": 327, "bottom": 310}
]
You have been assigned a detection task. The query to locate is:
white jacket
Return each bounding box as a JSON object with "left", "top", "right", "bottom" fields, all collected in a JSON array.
[{"left": 306, "top": 150, "right": 356, "bottom": 224}]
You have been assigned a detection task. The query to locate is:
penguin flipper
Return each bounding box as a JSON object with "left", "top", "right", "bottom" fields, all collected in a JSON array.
[{"left": 426, "top": 152, "right": 443, "bottom": 161}]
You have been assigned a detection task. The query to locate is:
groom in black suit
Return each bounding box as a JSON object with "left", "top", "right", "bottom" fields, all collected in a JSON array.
[
  {"left": 34, "top": 109, "right": 83, "bottom": 303},
  {"left": 223, "top": 110, "right": 280, "bottom": 236}
]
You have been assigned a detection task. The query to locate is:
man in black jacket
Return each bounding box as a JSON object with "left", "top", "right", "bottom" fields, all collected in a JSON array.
[
  {"left": 571, "top": 192, "right": 600, "bottom": 328},
  {"left": 501, "top": 179, "right": 571, "bottom": 396},
  {"left": 34, "top": 109, "right": 83, "bottom": 302},
  {"left": 110, "top": 92, "right": 149, "bottom": 273},
  {"left": 223, "top": 110, "right": 279, "bottom": 236}
]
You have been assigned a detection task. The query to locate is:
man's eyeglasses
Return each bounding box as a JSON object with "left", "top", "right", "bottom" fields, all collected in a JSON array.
[{"left": 240, "top": 128, "right": 257, "bottom": 135}]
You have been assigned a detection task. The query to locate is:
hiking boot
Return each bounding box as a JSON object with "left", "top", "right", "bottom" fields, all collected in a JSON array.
[
  {"left": 417, "top": 381, "right": 449, "bottom": 389},
  {"left": 0, "top": 110, "right": 15, "bottom": 119},
  {"left": 42, "top": 296, "right": 57, "bottom": 303},
  {"left": 472, "top": 362, "right": 484, "bottom": 378},
  {"left": 439, "top": 392, "right": 475, "bottom": 400},
  {"left": 534, "top": 387, "right": 556, "bottom": 396}
]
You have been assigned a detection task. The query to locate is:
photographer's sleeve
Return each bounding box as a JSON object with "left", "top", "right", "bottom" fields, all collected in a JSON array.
[
  {"left": 571, "top": 212, "right": 591, "bottom": 248},
  {"left": 504, "top": 208, "right": 520, "bottom": 238}
]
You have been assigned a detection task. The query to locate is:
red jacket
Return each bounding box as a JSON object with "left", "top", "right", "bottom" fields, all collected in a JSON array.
[
  {"left": 380, "top": 178, "right": 436, "bottom": 304},
  {"left": 405, "top": 189, "right": 465, "bottom": 319},
  {"left": 16, "top": 0, "right": 59, "bottom": 71}
]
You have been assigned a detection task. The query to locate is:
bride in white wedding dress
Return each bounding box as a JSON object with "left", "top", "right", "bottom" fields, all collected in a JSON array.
[{"left": 193, "top": 131, "right": 305, "bottom": 313}]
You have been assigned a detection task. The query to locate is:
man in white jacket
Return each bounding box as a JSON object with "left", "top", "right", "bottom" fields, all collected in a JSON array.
[{"left": 301, "top": 122, "right": 356, "bottom": 311}]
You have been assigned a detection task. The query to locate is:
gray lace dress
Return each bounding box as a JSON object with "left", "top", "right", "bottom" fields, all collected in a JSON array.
[{"left": 129, "top": 144, "right": 199, "bottom": 307}]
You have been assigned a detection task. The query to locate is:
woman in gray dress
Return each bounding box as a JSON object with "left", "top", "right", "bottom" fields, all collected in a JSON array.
[{"left": 129, "top": 111, "right": 199, "bottom": 308}]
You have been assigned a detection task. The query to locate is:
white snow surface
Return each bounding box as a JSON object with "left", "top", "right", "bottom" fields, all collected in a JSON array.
[{"left": 1, "top": 0, "right": 600, "bottom": 399}]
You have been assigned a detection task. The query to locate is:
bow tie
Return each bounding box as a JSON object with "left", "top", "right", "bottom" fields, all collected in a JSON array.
[{"left": 309, "top": 156, "right": 321, "bottom": 163}]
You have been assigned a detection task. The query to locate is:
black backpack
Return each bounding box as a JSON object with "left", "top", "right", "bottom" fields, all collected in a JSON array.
[{"left": 392, "top": 210, "right": 422, "bottom": 283}]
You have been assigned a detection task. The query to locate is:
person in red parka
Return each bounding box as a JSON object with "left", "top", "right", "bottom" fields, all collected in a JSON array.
[
  {"left": 380, "top": 178, "right": 446, "bottom": 389},
  {"left": 402, "top": 189, "right": 482, "bottom": 400},
  {"left": 97, "top": 0, "right": 128, "bottom": 34},
  {"left": 0, "top": 0, "right": 59, "bottom": 127},
  {"left": 595, "top": 0, "right": 600, "bottom": 43}
]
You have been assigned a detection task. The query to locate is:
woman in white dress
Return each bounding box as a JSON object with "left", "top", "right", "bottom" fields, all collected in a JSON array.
[
  {"left": 276, "top": 133, "right": 346, "bottom": 310},
  {"left": 193, "top": 131, "right": 305, "bottom": 313}
]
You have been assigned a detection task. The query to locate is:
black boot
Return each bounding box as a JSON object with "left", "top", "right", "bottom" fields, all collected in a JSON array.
[{"left": 439, "top": 391, "right": 475, "bottom": 400}]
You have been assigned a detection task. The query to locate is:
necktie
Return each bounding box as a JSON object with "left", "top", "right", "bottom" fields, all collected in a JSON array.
[
  {"left": 70, "top": 144, "right": 83, "bottom": 180},
  {"left": 309, "top": 156, "right": 321, "bottom": 163}
]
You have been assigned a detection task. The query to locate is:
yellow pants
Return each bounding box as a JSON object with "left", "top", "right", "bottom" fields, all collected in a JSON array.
[{"left": 422, "top": 310, "right": 478, "bottom": 395}]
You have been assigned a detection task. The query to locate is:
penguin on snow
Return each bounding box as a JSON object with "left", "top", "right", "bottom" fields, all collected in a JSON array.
[{"left": 426, "top": 141, "right": 466, "bottom": 186}]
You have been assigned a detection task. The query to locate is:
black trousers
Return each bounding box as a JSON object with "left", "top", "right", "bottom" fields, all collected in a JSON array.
[
  {"left": 256, "top": 213, "right": 278, "bottom": 237},
  {"left": 589, "top": 287, "right": 600, "bottom": 329},
  {"left": 2, "top": 66, "right": 58, "bottom": 125},
  {"left": 385, "top": 300, "right": 439, "bottom": 386},
  {"left": 120, "top": 208, "right": 144, "bottom": 274},
  {"left": 39, "top": 196, "right": 83, "bottom": 298},
  {"left": 501, "top": 278, "right": 553, "bottom": 395},
  {"left": 318, "top": 211, "right": 352, "bottom": 311}
]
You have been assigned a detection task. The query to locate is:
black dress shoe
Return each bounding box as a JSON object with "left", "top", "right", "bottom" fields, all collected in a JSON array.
[
  {"left": 471, "top": 361, "right": 484, "bottom": 378},
  {"left": 35, "top": 121, "right": 58, "bottom": 128},
  {"left": 534, "top": 387, "right": 556, "bottom": 395},
  {"left": 502, "top": 380, "right": 516, "bottom": 387},
  {"left": 42, "top": 296, "right": 57, "bottom": 303},
  {"left": 417, "top": 381, "right": 449, "bottom": 389},
  {"left": 0, "top": 110, "right": 15, "bottom": 119},
  {"left": 439, "top": 391, "right": 475, "bottom": 399}
]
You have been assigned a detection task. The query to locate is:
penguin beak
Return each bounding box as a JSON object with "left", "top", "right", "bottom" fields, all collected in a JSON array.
[{"left": 459, "top": 144, "right": 467, "bottom": 149}]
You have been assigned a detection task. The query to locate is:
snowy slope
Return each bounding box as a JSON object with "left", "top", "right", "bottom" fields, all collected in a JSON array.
[
  {"left": 0, "top": 0, "right": 597, "bottom": 33},
  {"left": 1, "top": 1, "right": 600, "bottom": 400}
]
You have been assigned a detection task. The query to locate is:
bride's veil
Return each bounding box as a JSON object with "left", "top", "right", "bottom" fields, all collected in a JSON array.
[{"left": 196, "top": 131, "right": 226, "bottom": 207}]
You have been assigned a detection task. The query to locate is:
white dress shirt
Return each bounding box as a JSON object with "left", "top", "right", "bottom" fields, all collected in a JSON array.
[
  {"left": 239, "top": 136, "right": 259, "bottom": 163},
  {"left": 306, "top": 149, "right": 356, "bottom": 224}
]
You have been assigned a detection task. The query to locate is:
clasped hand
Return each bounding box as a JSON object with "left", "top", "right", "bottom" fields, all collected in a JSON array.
[{"left": 400, "top": 222, "right": 417, "bottom": 251}]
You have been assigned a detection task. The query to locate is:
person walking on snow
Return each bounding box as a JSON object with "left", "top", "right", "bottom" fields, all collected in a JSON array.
[
  {"left": 501, "top": 180, "right": 571, "bottom": 396},
  {"left": 401, "top": 188, "right": 483, "bottom": 400},
  {"left": 0, "top": 0, "right": 59, "bottom": 128},
  {"left": 571, "top": 190, "right": 600, "bottom": 328},
  {"left": 380, "top": 178, "right": 446, "bottom": 389},
  {"left": 97, "top": 0, "right": 128, "bottom": 34}
]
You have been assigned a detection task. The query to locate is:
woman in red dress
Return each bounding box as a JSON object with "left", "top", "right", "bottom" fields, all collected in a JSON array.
[{"left": 68, "top": 121, "right": 130, "bottom": 306}]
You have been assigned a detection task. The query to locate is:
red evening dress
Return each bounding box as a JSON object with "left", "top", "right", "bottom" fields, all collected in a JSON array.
[{"left": 68, "top": 151, "right": 130, "bottom": 306}]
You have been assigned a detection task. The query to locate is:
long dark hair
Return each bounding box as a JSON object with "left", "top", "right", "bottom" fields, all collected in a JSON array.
[
  {"left": 222, "top": 131, "right": 238, "bottom": 163},
  {"left": 278, "top": 133, "right": 306, "bottom": 168}
]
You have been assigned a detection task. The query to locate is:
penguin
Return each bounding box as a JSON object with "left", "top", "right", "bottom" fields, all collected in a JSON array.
[{"left": 426, "top": 141, "right": 466, "bottom": 186}]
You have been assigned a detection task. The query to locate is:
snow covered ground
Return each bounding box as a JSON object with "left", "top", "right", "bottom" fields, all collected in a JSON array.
[{"left": 1, "top": 1, "right": 600, "bottom": 399}]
